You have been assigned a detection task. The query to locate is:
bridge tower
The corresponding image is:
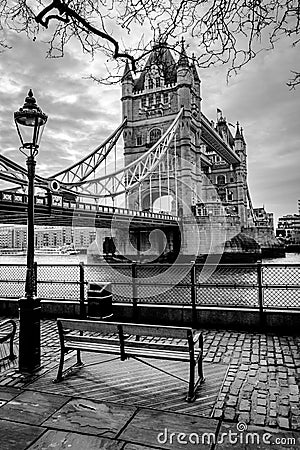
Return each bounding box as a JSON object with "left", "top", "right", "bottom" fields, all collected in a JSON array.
[{"left": 121, "top": 40, "right": 202, "bottom": 216}]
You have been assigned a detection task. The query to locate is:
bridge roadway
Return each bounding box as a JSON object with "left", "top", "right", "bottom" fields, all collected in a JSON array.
[{"left": 0, "top": 191, "right": 179, "bottom": 229}]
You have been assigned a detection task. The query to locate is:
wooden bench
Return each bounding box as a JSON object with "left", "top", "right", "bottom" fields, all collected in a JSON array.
[
  {"left": 0, "top": 319, "right": 17, "bottom": 361},
  {"left": 55, "top": 318, "right": 205, "bottom": 402}
]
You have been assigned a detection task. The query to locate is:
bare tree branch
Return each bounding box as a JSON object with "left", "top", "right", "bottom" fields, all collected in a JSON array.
[{"left": 0, "top": 0, "right": 298, "bottom": 86}]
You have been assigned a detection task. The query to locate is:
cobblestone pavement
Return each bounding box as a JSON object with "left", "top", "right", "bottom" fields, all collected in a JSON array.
[
  {"left": 202, "top": 330, "right": 300, "bottom": 431},
  {"left": 1, "top": 318, "right": 299, "bottom": 433}
]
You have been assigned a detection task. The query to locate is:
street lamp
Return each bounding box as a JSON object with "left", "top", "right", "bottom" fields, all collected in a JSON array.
[{"left": 14, "top": 89, "right": 48, "bottom": 373}]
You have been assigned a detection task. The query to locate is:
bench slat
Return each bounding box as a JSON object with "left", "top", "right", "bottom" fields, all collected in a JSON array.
[
  {"left": 59, "top": 318, "right": 191, "bottom": 339},
  {"left": 65, "top": 342, "right": 122, "bottom": 356},
  {"left": 65, "top": 341, "right": 194, "bottom": 362},
  {"left": 65, "top": 334, "right": 190, "bottom": 352}
]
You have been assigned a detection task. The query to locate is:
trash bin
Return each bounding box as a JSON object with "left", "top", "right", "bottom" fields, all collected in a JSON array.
[{"left": 87, "top": 282, "right": 113, "bottom": 320}]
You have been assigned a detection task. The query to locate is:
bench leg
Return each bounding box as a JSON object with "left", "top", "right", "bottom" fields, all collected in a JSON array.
[
  {"left": 53, "top": 349, "right": 65, "bottom": 383},
  {"left": 9, "top": 335, "right": 16, "bottom": 361},
  {"left": 197, "top": 354, "right": 205, "bottom": 383},
  {"left": 76, "top": 349, "right": 83, "bottom": 366},
  {"left": 186, "top": 361, "right": 195, "bottom": 402}
]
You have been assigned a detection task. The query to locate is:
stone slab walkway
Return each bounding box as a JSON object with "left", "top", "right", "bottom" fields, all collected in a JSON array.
[{"left": 0, "top": 317, "right": 299, "bottom": 449}]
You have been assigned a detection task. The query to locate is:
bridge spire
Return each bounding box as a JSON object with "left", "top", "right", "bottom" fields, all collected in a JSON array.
[
  {"left": 122, "top": 60, "right": 133, "bottom": 82},
  {"left": 178, "top": 38, "right": 189, "bottom": 67},
  {"left": 235, "top": 121, "right": 243, "bottom": 140}
]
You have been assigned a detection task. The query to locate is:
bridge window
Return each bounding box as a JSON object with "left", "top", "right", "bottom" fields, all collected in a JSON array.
[
  {"left": 228, "top": 191, "right": 233, "bottom": 201},
  {"left": 148, "top": 78, "right": 154, "bottom": 89},
  {"left": 155, "top": 93, "right": 161, "bottom": 104},
  {"left": 191, "top": 128, "right": 196, "bottom": 145},
  {"left": 156, "top": 77, "right": 161, "bottom": 87},
  {"left": 148, "top": 95, "right": 154, "bottom": 106},
  {"left": 217, "top": 175, "right": 226, "bottom": 185},
  {"left": 141, "top": 97, "right": 147, "bottom": 108},
  {"left": 136, "top": 135, "right": 143, "bottom": 146},
  {"left": 149, "top": 128, "right": 162, "bottom": 145},
  {"left": 163, "top": 93, "right": 169, "bottom": 104}
]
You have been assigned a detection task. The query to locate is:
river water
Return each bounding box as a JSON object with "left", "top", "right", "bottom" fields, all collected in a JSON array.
[{"left": 0, "top": 252, "right": 299, "bottom": 266}]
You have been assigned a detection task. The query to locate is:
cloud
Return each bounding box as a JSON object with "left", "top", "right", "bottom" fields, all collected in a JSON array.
[
  {"left": 201, "top": 39, "right": 300, "bottom": 220},
  {"left": 0, "top": 31, "right": 121, "bottom": 178},
  {"left": 0, "top": 28, "right": 299, "bottom": 224}
]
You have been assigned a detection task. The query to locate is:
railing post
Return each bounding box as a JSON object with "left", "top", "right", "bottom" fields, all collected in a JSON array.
[
  {"left": 190, "top": 261, "right": 197, "bottom": 328},
  {"left": 132, "top": 262, "right": 138, "bottom": 322},
  {"left": 257, "top": 259, "right": 265, "bottom": 328},
  {"left": 79, "top": 262, "right": 86, "bottom": 319},
  {"left": 33, "top": 261, "right": 37, "bottom": 297}
]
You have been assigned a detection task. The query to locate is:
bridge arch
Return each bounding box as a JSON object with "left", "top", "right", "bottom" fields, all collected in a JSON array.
[{"left": 140, "top": 185, "right": 176, "bottom": 214}]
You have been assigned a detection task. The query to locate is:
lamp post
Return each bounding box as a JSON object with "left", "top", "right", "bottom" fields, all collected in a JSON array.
[{"left": 14, "top": 90, "right": 48, "bottom": 373}]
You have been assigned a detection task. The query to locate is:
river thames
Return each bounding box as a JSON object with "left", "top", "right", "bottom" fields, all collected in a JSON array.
[{"left": 0, "top": 252, "right": 299, "bottom": 265}]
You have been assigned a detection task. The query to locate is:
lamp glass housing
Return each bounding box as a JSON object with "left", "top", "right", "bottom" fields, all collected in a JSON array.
[{"left": 14, "top": 90, "right": 48, "bottom": 156}]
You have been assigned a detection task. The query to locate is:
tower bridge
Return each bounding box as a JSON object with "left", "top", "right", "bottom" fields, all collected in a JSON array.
[{"left": 0, "top": 41, "right": 279, "bottom": 261}]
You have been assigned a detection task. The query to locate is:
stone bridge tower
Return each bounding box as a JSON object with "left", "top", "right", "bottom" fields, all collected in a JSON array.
[
  {"left": 121, "top": 41, "right": 203, "bottom": 216},
  {"left": 121, "top": 41, "right": 249, "bottom": 256}
]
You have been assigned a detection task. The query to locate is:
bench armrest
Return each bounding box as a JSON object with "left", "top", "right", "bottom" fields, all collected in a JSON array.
[
  {"left": 193, "top": 332, "right": 203, "bottom": 350},
  {"left": 0, "top": 319, "right": 16, "bottom": 341}
]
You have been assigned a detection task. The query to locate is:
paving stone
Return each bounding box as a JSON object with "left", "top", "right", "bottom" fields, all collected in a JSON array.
[
  {"left": 44, "top": 398, "right": 137, "bottom": 438},
  {"left": 267, "top": 417, "right": 278, "bottom": 427},
  {"left": 291, "top": 416, "right": 300, "bottom": 431},
  {"left": 237, "top": 412, "right": 250, "bottom": 424},
  {"left": 279, "top": 405, "right": 290, "bottom": 417},
  {"left": 224, "top": 407, "right": 235, "bottom": 421},
  {"left": 28, "top": 430, "right": 123, "bottom": 450},
  {"left": 279, "top": 397, "right": 289, "bottom": 406},
  {"left": 278, "top": 417, "right": 290, "bottom": 429},
  {"left": 226, "top": 395, "right": 238, "bottom": 407},
  {"left": 290, "top": 385, "right": 299, "bottom": 395},
  {"left": 291, "top": 405, "right": 300, "bottom": 416},
  {"left": 257, "top": 392, "right": 267, "bottom": 398},
  {"left": 0, "top": 419, "right": 44, "bottom": 450},
  {"left": 239, "top": 400, "right": 251, "bottom": 412},
  {"left": 236, "top": 372, "right": 247, "bottom": 380},
  {"left": 213, "top": 409, "right": 223, "bottom": 419},
  {"left": 119, "top": 409, "right": 219, "bottom": 449},
  {"left": 253, "top": 414, "right": 265, "bottom": 426},
  {"left": 243, "top": 384, "right": 254, "bottom": 393},
  {"left": 0, "top": 391, "right": 68, "bottom": 426},
  {"left": 256, "top": 406, "right": 267, "bottom": 415},
  {"left": 241, "top": 391, "right": 252, "bottom": 400},
  {"left": 290, "top": 394, "right": 300, "bottom": 403},
  {"left": 257, "top": 397, "right": 267, "bottom": 406}
]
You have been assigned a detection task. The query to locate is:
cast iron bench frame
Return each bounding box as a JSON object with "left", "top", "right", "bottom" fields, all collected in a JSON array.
[
  {"left": 0, "top": 319, "right": 17, "bottom": 361},
  {"left": 55, "top": 318, "right": 205, "bottom": 402}
]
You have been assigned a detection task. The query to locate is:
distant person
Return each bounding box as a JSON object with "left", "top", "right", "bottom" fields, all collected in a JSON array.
[{"left": 103, "top": 237, "right": 110, "bottom": 255}]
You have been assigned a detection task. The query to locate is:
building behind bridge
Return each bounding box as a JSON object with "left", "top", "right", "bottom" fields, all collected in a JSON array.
[{"left": 0, "top": 225, "right": 95, "bottom": 251}]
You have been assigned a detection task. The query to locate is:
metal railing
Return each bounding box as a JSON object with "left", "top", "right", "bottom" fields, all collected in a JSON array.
[{"left": 0, "top": 262, "right": 299, "bottom": 320}]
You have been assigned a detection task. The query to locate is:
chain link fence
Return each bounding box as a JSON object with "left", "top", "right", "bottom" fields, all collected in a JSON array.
[{"left": 0, "top": 262, "right": 299, "bottom": 310}]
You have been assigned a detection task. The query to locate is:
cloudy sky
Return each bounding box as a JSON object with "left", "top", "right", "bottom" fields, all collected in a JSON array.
[{"left": 0, "top": 26, "right": 299, "bottom": 225}]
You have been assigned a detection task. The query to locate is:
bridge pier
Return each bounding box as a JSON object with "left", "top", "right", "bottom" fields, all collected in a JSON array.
[{"left": 88, "top": 226, "right": 179, "bottom": 263}]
